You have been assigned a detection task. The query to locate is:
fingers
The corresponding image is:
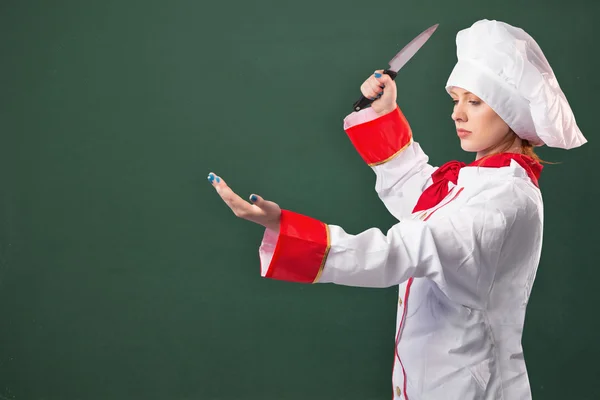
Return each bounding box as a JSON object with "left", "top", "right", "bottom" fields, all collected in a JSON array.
[
  {"left": 248, "top": 193, "right": 280, "bottom": 216},
  {"left": 248, "top": 193, "right": 262, "bottom": 205},
  {"left": 208, "top": 172, "right": 257, "bottom": 219},
  {"left": 375, "top": 71, "right": 394, "bottom": 85},
  {"left": 208, "top": 172, "right": 281, "bottom": 231},
  {"left": 361, "top": 70, "right": 394, "bottom": 100},
  {"left": 361, "top": 73, "right": 384, "bottom": 100},
  {"left": 359, "top": 69, "right": 397, "bottom": 115},
  {"left": 248, "top": 193, "right": 282, "bottom": 231},
  {"left": 366, "top": 79, "right": 384, "bottom": 99}
]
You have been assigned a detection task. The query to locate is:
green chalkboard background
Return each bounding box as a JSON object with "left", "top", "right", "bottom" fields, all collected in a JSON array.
[{"left": 1, "top": 0, "right": 598, "bottom": 398}]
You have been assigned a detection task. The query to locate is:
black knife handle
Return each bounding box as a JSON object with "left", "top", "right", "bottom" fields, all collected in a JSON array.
[{"left": 352, "top": 69, "right": 398, "bottom": 112}]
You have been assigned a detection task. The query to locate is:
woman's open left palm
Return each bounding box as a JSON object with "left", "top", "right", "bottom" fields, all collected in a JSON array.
[{"left": 208, "top": 172, "right": 281, "bottom": 232}]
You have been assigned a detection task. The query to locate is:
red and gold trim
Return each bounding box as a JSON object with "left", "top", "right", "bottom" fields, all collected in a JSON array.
[
  {"left": 345, "top": 106, "right": 413, "bottom": 166},
  {"left": 264, "top": 210, "right": 331, "bottom": 284},
  {"left": 392, "top": 185, "right": 466, "bottom": 399}
]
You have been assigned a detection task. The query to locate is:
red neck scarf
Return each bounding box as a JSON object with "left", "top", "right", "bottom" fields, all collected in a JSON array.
[{"left": 412, "top": 153, "right": 543, "bottom": 213}]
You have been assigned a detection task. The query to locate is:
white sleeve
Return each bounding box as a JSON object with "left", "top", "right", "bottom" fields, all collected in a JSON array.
[
  {"left": 371, "top": 142, "right": 436, "bottom": 220},
  {"left": 259, "top": 178, "right": 540, "bottom": 310},
  {"left": 317, "top": 187, "right": 522, "bottom": 309}
]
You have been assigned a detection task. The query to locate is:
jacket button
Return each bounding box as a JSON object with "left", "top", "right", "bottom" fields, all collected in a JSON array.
[
  {"left": 396, "top": 386, "right": 402, "bottom": 397},
  {"left": 398, "top": 297, "right": 403, "bottom": 306}
]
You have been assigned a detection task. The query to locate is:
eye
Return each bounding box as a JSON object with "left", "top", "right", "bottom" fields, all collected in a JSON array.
[
  {"left": 451, "top": 100, "right": 458, "bottom": 105},
  {"left": 469, "top": 100, "right": 481, "bottom": 105}
]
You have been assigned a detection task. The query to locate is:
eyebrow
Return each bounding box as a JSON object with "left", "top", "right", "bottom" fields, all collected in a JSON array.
[{"left": 449, "top": 90, "right": 473, "bottom": 96}]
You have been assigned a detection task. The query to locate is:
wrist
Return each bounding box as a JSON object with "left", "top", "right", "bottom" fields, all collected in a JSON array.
[
  {"left": 264, "top": 217, "right": 280, "bottom": 233},
  {"left": 376, "top": 106, "right": 396, "bottom": 117},
  {"left": 265, "top": 222, "right": 280, "bottom": 233}
]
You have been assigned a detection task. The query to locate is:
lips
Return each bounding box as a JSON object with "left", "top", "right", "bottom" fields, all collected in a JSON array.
[{"left": 457, "top": 128, "right": 471, "bottom": 138}]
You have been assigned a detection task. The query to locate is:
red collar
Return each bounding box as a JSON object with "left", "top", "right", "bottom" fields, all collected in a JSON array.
[
  {"left": 412, "top": 153, "right": 542, "bottom": 213},
  {"left": 470, "top": 153, "right": 542, "bottom": 186}
]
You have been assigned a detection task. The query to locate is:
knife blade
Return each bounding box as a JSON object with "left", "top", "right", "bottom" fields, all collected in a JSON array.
[{"left": 352, "top": 24, "right": 439, "bottom": 112}]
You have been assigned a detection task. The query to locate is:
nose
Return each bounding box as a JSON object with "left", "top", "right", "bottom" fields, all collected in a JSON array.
[{"left": 452, "top": 103, "right": 467, "bottom": 122}]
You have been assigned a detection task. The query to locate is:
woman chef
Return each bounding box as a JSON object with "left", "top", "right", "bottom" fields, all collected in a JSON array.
[{"left": 208, "top": 19, "right": 586, "bottom": 399}]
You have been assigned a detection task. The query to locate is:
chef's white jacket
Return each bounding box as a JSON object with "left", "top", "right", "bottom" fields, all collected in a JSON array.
[{"left": 258, "top": 106, "right": 543, "bottom": 399}]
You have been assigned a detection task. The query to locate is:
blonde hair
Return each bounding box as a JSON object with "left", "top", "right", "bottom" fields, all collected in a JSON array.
[{"left": 521, "top": 139, "right": 543, "bottom": 163}]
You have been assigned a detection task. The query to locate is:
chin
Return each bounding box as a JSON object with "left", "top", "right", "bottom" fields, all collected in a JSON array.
[{"left": 459, "top": 138, "right": 481, "bottom": 153}]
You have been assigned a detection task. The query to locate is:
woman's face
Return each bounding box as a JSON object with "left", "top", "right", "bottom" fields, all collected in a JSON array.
[{"left": 449, "top": 87, "right": 512, "bottom": 158}]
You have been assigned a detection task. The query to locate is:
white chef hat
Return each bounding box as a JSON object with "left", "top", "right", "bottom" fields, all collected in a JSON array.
[{"left": 445, "top": 19, "right": 587, "bottom": 149}]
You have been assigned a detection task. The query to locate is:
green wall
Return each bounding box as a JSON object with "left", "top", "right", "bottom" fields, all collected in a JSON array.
[{"left": 1, "top": 0, "right": 598, "bottom": 398}]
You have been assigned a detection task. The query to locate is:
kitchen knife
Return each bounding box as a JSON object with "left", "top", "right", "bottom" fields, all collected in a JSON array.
[{"left": 352, "top": 23, "right": 439, "bottom": 112}]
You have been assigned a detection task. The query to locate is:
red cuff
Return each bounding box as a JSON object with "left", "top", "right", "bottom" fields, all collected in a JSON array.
[
  {"left": 345, "top": 106, "right": 412, "bottom": 166},
  {"left": 265, "top": 210, "right": 330, "bottom": 283}
]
